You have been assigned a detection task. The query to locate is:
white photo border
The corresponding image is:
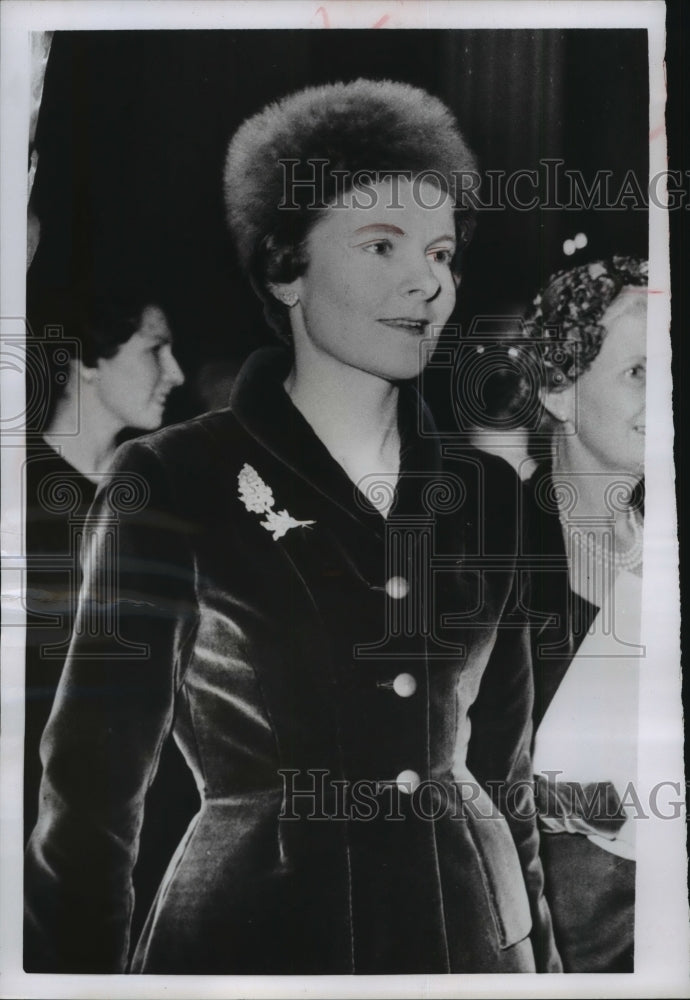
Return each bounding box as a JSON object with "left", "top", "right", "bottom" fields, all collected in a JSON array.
[{"left": 1, "top": 2, "right": 684, "bottom": 998}]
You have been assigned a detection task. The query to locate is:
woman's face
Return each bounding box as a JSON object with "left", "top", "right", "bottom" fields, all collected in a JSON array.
[
  {"left": 94, "top": 305, "right": 184, "bottom": 430},
  {"left": 285, "top": 177, "right": 458, "bottom": 382},
  {"left": 552, "top": 291, "right": 647, "bottom": 475}
]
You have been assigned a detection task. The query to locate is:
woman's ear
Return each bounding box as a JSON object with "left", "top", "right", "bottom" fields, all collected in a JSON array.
[
  {"left": 77, "top": 359, "right": 101, "bottom": 384},
  {"left": 541, "top": 384, "right": 575, "bottom": 426},
  {"left": 267, "top": 282, "right": 300, "bottom": 309}
]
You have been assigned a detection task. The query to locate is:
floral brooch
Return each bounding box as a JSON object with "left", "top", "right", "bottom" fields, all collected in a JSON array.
[{"left": 238, "top": 463, "right": 315, "bottom": 541}]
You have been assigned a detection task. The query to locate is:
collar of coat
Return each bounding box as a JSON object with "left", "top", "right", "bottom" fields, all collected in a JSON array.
[{"left": 229, "top": 347, "right": 443, "bottom": 529}]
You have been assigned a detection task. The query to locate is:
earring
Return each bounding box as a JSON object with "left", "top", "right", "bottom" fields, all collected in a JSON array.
[
  {"left": 80, "top": 365, "right": 100, "bottom": 383},
  {"left": 276, "top": 289, "right": 299, "bottom": 308}
]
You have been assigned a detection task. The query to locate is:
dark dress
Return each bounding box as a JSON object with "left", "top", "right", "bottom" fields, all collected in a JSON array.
[
  {"left": 25, "top": 349, "right": 561, "bottom": 974},
  {"left": 24, "top": 443, "right": 97, "bottom": 838},
  {"left": 523, "top": 464, "right": 636, "bottom": 972}
]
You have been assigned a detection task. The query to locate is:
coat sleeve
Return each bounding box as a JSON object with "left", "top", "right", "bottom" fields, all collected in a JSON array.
[
  {"left": 24, "top": 439, "right": 199, "bottom": 972},
  {"left": 465, "top": 461, "right": 562, "bottom": 974}
]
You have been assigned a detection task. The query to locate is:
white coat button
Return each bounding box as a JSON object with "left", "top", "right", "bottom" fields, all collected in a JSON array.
[
  {"left": 395, "top": 769, "right": 421, "bottom": 794},
  {"left": 393, "top": 673, "right": 417, "bottom": 698},
  {"left": 385, "top": 576, "right": 409, "bottom": 599}
]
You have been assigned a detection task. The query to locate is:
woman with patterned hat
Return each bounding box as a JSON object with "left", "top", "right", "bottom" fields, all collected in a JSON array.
[{"left": 518, "top": 256, "right": 647, "bottom": 971}]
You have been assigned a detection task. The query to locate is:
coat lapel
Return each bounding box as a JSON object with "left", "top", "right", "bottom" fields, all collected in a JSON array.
[{"left": 229, "top": 347, "right": 443, "bottom": 530}]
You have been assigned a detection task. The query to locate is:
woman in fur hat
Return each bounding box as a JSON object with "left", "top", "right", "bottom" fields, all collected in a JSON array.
[{"left": 25, "top": 79, "right": 560, "bottom": 975}]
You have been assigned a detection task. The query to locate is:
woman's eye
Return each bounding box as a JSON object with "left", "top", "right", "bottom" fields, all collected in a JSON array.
[
  {"left": 428, "top": 247, "right": 454, "bottom": 265},
  {"left": 625, "top": 364, "right": 646, "bottom": 379},
  {"left": 362, "top": 239, "right": 392, "bottom": 256}
]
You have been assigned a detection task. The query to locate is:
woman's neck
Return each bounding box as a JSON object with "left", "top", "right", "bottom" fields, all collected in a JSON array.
[
  {"left": 43, "top": 390, "right": 123, "bottom": 483},
  {"left": 285, "top": 356, "right": 401, "bottom": 514},
  {"left": 551, "top": 438, "right": 637, "bottom": 522},
  {"left": 551, "top": 437, "right": 643, "bottom": 595}
]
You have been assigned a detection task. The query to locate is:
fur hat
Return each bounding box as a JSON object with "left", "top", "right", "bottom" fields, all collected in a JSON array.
[{"left": 224, "top": 78, "right": 478, "bottom": 274}]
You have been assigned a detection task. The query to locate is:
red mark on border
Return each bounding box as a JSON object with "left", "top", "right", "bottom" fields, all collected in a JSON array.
[
  {"left": 649, "top": 124, "right": 665, "bottom": 142},
  {"left": 314, "top": 7, "right": 391, "bottom": 29}
]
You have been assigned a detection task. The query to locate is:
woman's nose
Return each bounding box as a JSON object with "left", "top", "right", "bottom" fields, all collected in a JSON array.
[
  {"left": 399, "top": 255, "right": 441, "bottom": 300},
  {"left": 164, "top": 350, "right": 185, "bottom": 387}
]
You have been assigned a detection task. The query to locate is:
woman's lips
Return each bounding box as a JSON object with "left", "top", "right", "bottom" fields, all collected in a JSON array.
[{"left": 378, "top": 318, "right": 429, "bottom": 334}]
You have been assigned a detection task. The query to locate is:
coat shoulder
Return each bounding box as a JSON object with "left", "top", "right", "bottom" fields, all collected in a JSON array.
[
  {"left": 103, "top": 410, "right": 252, "bottom": 526},
  {"left": 134, "top": 408, "right": 242, "bottom": 460},
  {"left": 112, "top": 408, "right": 247, "bottom": 478}
]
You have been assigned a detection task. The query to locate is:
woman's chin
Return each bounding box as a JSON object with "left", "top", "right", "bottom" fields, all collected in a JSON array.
[{"left": 128, "top": 409, "right": 165, "bottom": 433}]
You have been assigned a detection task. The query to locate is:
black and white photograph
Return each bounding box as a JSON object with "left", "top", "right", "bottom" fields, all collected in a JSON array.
[{"left": 0, "top": 1, "right": 685, "bottom": 997}]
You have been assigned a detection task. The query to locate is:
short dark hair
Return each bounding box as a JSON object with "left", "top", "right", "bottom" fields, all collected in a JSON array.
[
  {"left": 28, "top": 284, "right": 162, "bottom": 368},
  {"left": 224, "top": 79, "right": 478, "bottom": 342}
]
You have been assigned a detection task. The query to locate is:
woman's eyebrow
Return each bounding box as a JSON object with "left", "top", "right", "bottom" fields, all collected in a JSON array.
[{"left": 353, "top": 223, "right": 405, "bottom": 236}]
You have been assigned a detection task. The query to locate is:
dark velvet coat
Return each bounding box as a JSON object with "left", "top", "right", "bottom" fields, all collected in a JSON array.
[{"left": 25, "top": 349, "right": 560, "bottom": 974}]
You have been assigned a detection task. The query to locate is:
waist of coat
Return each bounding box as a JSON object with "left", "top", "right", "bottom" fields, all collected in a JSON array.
[{"left": 196, "top": 769, "right": 507, "bottom": 821}]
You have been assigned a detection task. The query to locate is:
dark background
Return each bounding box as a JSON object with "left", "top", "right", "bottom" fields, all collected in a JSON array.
[{"left": 28, "top": 28, "right": 649, "bottom": 422}]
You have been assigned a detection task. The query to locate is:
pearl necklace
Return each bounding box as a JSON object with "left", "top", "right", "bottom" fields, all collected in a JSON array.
[{"left": 558, "top": 507, "right": 643, "bottom": 572}]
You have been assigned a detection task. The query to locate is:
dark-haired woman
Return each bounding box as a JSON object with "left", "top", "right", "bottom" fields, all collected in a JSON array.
[
  {"left": 37, "top": 293, "right": 183, "bottom": 477},
  {"left": 25, "top": 80, "right": 560, "bottom": 975},
  {"left": 519, "top": 257, "right": 647, "bottom": 971},
  {"left": 24, "top": 293, "right": 184, "bottom": 836}
]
